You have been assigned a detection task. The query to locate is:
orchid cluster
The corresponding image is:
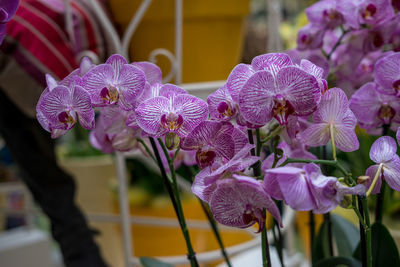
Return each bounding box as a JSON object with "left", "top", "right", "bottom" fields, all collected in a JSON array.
[
  {"left": 36, "top": 47, "right": 387, "bottom": 266},
  {"left": 291, "top": 0, "right": 400, "bottom": 95}
]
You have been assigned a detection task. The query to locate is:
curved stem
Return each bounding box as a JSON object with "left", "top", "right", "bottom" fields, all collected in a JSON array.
[
  {"left": 151, "top": 138, "right": 199, "bottom": 267},
  {"left": 137, "top": 138, "right": 156, "bottom": 162},
  {"left": 329, "top": 124, "right": 337, "bottom": 161},
  {"left": 366, "top": 163, "right": 383, "bottom": 197}
]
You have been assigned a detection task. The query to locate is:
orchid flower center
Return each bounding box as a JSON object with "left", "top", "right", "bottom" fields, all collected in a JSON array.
[
  {"left": 243, "top": 205, "right": 265, "bottom": 233},
  {"left": 378, "top": 104, "right": 396, "bottom": 124},
  {"left": 196, "top": 149, "right": 216, "bottom": 169},
  {"left": 300, "top": 33, "right": 312, "bottom": 45},
  {"left": 272, "top": 95, "right": 295, "bottom": 125},
  {"left": 392, "top": 80, "right": 400, "bottom": 94},
  {"left": 361, "top": 3, "right": 377, "bottom": 20},
  {"left": 323, "top": 8, "right": 341, "bottom": 20},
  {"left": 161, "top": 112, "right": 184, "bottom": 131},
  {"left": 217, "top": 101, "right": 236, "bottom": 118},
  {"left": 57, "top": 110, "right": 76, "bottom": 125},
  {"left": 372, "top": 32, "right": 384, "bottom": 48},
  {"left": 100, "top": 86, "right": 119, "bottom": 104}
]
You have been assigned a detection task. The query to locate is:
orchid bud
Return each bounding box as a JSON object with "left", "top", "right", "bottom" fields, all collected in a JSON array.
[
  {"left": 165, "top": 132, "right": 180, "bottom": 150},
  {"left": 340, "top": 195, "right": 353, "bottom": 209},
  {"left": 357, "top": 175, "right": 370, "bottom": 185}
]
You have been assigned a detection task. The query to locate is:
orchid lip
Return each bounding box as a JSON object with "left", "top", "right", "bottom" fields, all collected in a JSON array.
[
  {"left": 57, "top": 110, "right": 76, "bottom": 125},
  {"left": 378, "top": 105, "right": 395, "bottom": 124},
  {"left": 361, "top": 3, "right": 377, "bottom": 19},
  {"left": 217, "top": 101, "right": 236, "bottom": 118},
  {"left": 100, "top": 86, "right": 119, "bottom": 104},
  {"left": 272, "top": 95, "right": 295, "bottom": 125},
  {"left": 196, "top": 149, "right": 217, "bottom": 169},
  {"left": 160, "top": 113, "right": 184, "bottom": 131},
  {"left": 242, "top": 205, "right": 265, "bottom": 233}
]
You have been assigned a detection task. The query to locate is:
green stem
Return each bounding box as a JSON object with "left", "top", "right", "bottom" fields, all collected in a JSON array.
[
  {"left": 156, "top": 138, "right": 199, "bottom": 267},
  {"left": 137, "top": 138, "right": 156, "bottom": 162},
  {"left": 327, "top": 27, "right": 350, "bottom": 60},
  {"left": 361, "top": 197, "right": 372, "bottom": 267},
  {"left": 198, "top": 199, "right": 232, "bottom": 267},
  {"left": 261, "top": 125, "right": 283, "bottom": 144},
  {"left": 251, "top": 130, "right": 271, "bottom": 267},
  {"left": 375, "top": 182, "right": 386, "bottom": 223},
  {"left": 261, "top": 209, "right": 271, "bottom": 267},
  {"left": 256, "top": 129, "right": 262, "bottom": 157},
  {"left": 280, "top": 158, "right": 350, "bottom": 179}
]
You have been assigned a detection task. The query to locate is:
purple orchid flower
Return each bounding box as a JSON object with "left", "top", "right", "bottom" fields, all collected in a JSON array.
[
  {"left": 366, "top": 136, "right": 400, "bottom": 194},
  {"left": 192, "top": 144, "right": 258, "bottom": 202},
  {"left": 350, "top": 82, "right": 400, "bottom": 130},
  {"left": 238, "top": 54, "right": 320, "bottom": 126},
  {"left": 297, "top": 24, "right": 325, "bottom": 51},
  {"left": 135, "top": 86, "right": 208, "bottom": 138},
  {"left": 181, "top": 121, "right": 236, "bottom": 169},
  {"left": 207, "top": 84, "right": 237, "bottom": 122},
  {"left": 300, "top": 59, "right": 328, "bottom": 93},
  {"left": 305, "top": 0, "right": 344, "bottom": 29},
  {"left": 337, "top": 0, "right": 394, "bottom": 29},
  {"left": 37, "top": 76, "right": 94, "bottom": 138},
  {"left": 298, "top": 88, "right": 359, "bottom": 153},
  {"left": 374, "top": 52, "right": 400, "bottom": 96},
  {"left": 90, "top": 106, "right": 140, "bottom": 153},
  {"left": 0, "top": 0, "right": 20, "bottom": 44},
  {"left": 308, "top": 164, "right": 365, "bottom": 213},
  {"left": 210, "top": 175, "right": 281, "bottom": 232},
  {"left": 264, "top": 163, "right": 365, "bottom": 212},
  {"left": 82, "top": 54, "right": 146, "bottom": 110}
]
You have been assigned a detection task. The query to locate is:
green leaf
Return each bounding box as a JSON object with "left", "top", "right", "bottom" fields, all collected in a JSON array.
[
  {"left": 139, "top": 257, "right": 175, "bottom": 267},
  {"left": 314, "top": 256, "right": 361, "bottom": 267},
  {"left": 331, "top": 214, "right": 360, "bottom": 257},
  {"left": 370, "top": 222, "right": 400, "bottom": 267},
  {"left": 312, "top": 221, "right": 331, "bottom": 264}
]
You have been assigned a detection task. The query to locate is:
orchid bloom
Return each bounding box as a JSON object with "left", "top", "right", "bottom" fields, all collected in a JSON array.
[
  {"left": 181, "top": 121, "right": 236, "bottom": 169},
  {"left": 192, "top": 144, "right": 258, "bottom": 202},
  {"left": 350, "top": 82, "right": 400, "bottom": 130},
  {"left": 264, "top": 163, "right": 365, "bottom": 213},
  {"left": 37, "top": 74, "right": 94, "bottom": 139},
  {"left": 366, "top": 136, "right": 400, "bottom": 194},
  {"left": 210, "top": 175, "right": 281, "bottom": 232},
  {"left": 374, "top": 52, "right": 400, "bottom": 97},
  {"left": 238, "top": 53, "right": 321, "bottom": 126},
  {"left": 305, "top": 0, "right": 344, "bottom": 29},
  {"left": 296, "top": 24, "right": 325, "bottom": 51},
  {"left": 90, "top": 106, "right": 140, "bottom": 153},
  {"left": 82, "top": 54, "right": 146, "bottom": 110},
  {"left": 298, "top": 88, "right": 359, "bottom": 159}
]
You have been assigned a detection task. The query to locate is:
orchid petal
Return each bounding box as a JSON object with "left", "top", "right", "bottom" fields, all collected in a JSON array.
[
  {"left": 370, "top": 136, "right": 397, "bottom": 163},
  {"left": 334, "top": 125, "right": 359, "bottom": 152},
  {"left": 226, "top": 64, "right": 255, "bottom": 102},
  {"left": 277, "top": 66, "right": 320, "bottom": 116},
  {"left": 135, "top": 96, "right": 170, "bottom": 136},
  {"left": 132, "top": 61, "right": 162, "bottom": 85},
  {"left": 72, "top": 85, "right": 94, "bottom": 129},
  {"left": 82, "top": 64, "right": 114, "bottom": 106},
  {"left": 251, "top": 53, "right": 293, "bottom": 77},
  {"left": 106, "top": 54, "right": 128, "bottom": 78},
  {"left": 118, "top": 65, "right": 146, "bottom": 110},
  {"left": 238, "top": 71, "right": 275, "bottom": 125},
  {"left": 298, "top": 123, "right": 330, "bottom": 147}
]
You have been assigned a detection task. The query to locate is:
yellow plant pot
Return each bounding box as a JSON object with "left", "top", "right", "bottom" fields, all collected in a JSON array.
[
  {"left": 109, "top": 0, "right": 250, "bottom": 83},
  {"left": 126, "top": 195, "right": 261, "bottom": 267}
]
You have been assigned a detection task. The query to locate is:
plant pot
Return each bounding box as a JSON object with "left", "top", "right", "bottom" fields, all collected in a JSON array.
[
  {"left": 59, "top": 155, "right": 124, "bottom": 267},
  {"left": 109, "top": 0, "right": 250, "bottom": 83}
]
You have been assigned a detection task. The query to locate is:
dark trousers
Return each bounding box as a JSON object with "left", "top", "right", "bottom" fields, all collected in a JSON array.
[{"left": 0, "top": 90, "right": 108, "bottom": 267}]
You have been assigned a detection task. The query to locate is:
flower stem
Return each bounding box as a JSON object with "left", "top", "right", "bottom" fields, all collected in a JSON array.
[
  {"left": 361, "top": 197, "right": 372, "bottom": 267},
  {"left": 137, "top": 138, "right": 156, "bottom": 162},
  {"left": 366, "top": 163, "right": 383, "bottom": 197},
  {"left": 329, "top": 124, "right": 337, "bottom": 161},
  {"left": 327, "top": 26, "right": 350, "bottom": 60},
  {"left": 261, "top": 209, "right": 271, "bottom": 267},
  {"left": 149, "top": 137, "right": 199, "bottom": 267},
  {"left": 251, "top": 129, "right": 271, "bottom": 267},
  {"left": 198, "top": 199, "right": 233, "bottom": 267},
  {"left": 280, "top": 158, "right": 350, "bottom": 180}
]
